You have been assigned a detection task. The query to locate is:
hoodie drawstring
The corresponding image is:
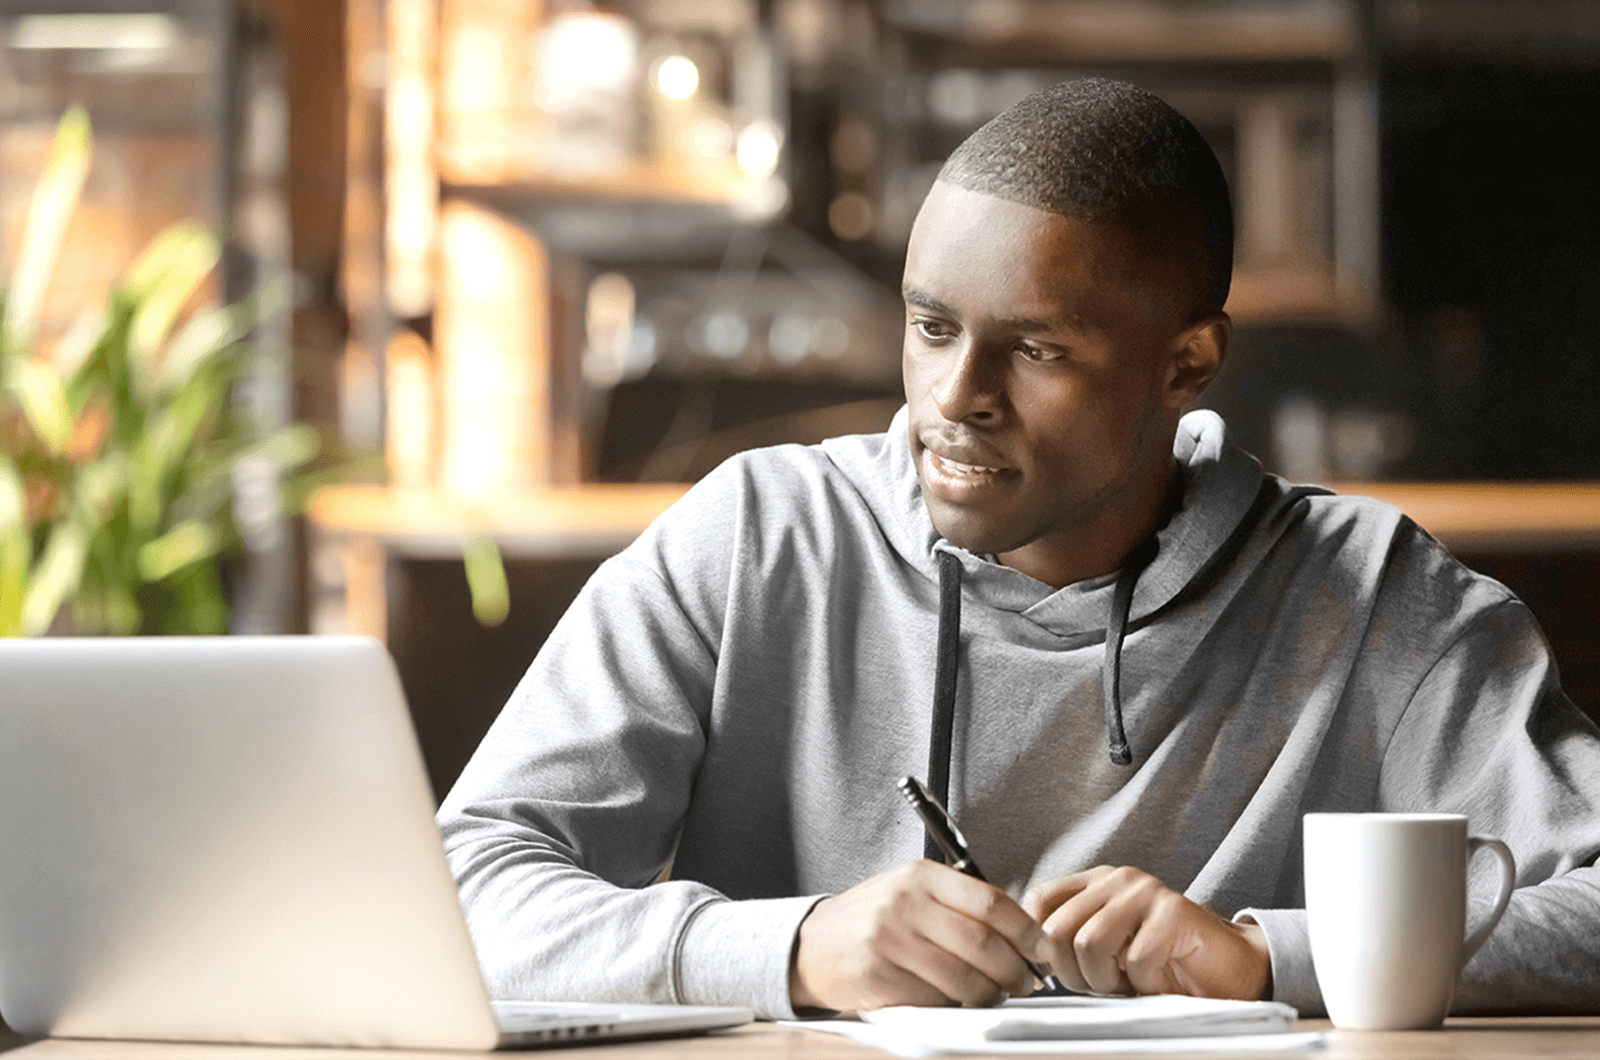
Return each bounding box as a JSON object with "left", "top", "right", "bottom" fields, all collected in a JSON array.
[
  {"left": 1102, "top": 536, "right": 1159, "bottom": 766},
  {"left": 924, "top": 550, "right": 965, "bottom": 861},
  {"left": 927, "top": 536, "right": 1161, "bottom": 821}
]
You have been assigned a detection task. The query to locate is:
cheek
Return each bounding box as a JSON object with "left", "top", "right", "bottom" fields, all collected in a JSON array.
[
  {"left": 1013, "top": 374, "right": 1152, "bottom": 471},
  {"left": 901, "top": 341, "right": 944, "bottom": 409},
  {"left": 900, "top": 333, "right": 921, "bottom": 395}
]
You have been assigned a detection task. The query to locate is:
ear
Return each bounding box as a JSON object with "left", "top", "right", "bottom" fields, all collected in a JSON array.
[{"left": 1161, "top": 312, "right": 1229, "bottom": 413}]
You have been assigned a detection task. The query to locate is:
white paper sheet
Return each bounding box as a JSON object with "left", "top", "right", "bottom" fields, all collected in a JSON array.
[
  {"left": 784, "top": 995, "right": 1327, "bottom": 1057},
  {"left": 787, "top": 1019, "right": 1328, "bottom": 1056}
]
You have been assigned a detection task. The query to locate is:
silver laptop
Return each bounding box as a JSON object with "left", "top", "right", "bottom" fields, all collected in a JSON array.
[{"left": 0, "top": 636, "right": 751, "bottom": 1049}]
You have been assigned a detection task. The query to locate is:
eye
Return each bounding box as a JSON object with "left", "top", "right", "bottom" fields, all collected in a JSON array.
[
  {"left": 1016, "top": 342, "right": 1066, "bottom": 363},
  {"left": 911, "top": 317, "right": 955, "bottom": 342}
]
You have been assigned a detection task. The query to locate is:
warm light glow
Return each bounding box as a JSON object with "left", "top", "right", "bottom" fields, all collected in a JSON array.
[
  {"left": 731, "top": 175, "right": 789, "bottom": 221},
  {"left": 386, "top": 330, "right": 435, "bottom": 490},
  {"left": 534, "top": 12, "right": 639, "bottom": 113},
  {"left": 736, "top": 119, "right": 783, "bottom": 178},
  {"left": 582, "top": 272, "right": 637, "bottom": 388},
  {"left": 652, "top": 54, "right": 699, "bottom": 101},
  {"left": 443, "top": 23, "right": 510, "bottom": 113},
  {"left": 768, "top": 314, "right": 812, "bottom": 364},
  {"left": 10, "top": 13, "right": 176, "bottom": 51},
  {"left": 693, "top": 117, "right": 733, "bottom": 158},
  {"left": 385, "top": 0, "right": 437, "bottom": 317},
  {"left": 698, "top": 312, "right": 749, "bottom": 360},
  {"left": 437, "top": 202, "right": 548, "bottom": 495}
]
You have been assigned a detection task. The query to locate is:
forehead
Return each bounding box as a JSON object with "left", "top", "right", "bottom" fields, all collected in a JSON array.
[{"left": 904, "top": 181, "right": 1151, "bottom": 332}]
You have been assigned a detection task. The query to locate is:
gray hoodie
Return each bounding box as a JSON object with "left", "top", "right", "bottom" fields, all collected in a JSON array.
[{"left": 438, "top": 409, "right": 1600, "bottom": 1019}]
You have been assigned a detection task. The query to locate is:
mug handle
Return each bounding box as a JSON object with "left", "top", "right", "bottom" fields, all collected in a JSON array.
[{"left": 1460, "top": 837, "right": 1516, "bottom": 968}]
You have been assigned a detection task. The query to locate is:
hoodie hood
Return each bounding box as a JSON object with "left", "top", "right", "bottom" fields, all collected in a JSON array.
[{"left": 824, "top": 405, "right": 1268, "bottom": 636}]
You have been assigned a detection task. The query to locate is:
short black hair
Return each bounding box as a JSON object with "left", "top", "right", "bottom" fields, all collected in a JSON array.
[{"left": 938, "top": 78, "right": 1233, "bottom": 316}]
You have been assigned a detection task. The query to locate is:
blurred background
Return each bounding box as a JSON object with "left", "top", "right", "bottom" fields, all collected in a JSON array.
[{"left": 4, "top": 0, "right": 1599, "bottom": 797}]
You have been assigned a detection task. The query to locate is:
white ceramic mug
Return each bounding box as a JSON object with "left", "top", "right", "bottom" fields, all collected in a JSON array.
[{"left": 1303, "top": 813, "right": 1516, "bottom": 1030}]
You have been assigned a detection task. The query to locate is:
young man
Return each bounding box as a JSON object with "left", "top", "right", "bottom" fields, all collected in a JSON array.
[{"left": 437, "top": 79, "right": 1600, "bottom": 1018}]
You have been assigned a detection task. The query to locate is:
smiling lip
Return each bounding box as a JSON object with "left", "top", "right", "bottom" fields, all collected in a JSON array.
[
  {"left": 921, "top": 447, "right": 1016, "bottom": 499},
  {"left": 931, "top": 452, "right": 1006, "bottom": 476}
]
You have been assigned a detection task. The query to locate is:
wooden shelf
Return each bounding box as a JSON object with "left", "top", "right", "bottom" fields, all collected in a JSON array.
[
  {"left": 309, "top": 479, "right": 1600, "bottom": 563},
  {"left": 890, "top": 0, "right": 1358, "bottom": 62},
  {"left": 439, "top": 148, "right": 752, "bottom": 207},
  {"left": 306, "top": 479, "right": 1600, "bottom": 642},
  {"left": 306, "top": 482, "right": 691, "bottom": 640},
  {"left": 307, "top": 483, "right": 691, "bottom": 559},
  {"left": 1226, "top": 265, "right": 1374, "bottom": 326},
  {"left": 1329, "top": 481, "right": 1600, "bottom": 554}
]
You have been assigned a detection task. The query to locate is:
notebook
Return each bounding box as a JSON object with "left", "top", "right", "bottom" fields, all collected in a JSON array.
[{"left": 0, "top": 635, "right": 752, "bottom": 1049}]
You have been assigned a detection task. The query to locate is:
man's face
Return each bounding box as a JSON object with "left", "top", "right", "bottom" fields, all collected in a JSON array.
[{"left": 902, "top": 181, "right": 1193, "bottom": 578}]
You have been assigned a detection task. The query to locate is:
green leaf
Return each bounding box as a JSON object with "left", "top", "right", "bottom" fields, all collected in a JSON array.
[
  {"left": 76, "top": 523, "right": 141, "bottom": 634},
  {"left": 4, "top": 356, "right": 73, "bottom": 453},
  {"left": 463, "top": 533, "right": 509, "bottom": 627},
  {"left": 50, "top": 306, "right": 107, "bottom": 382},
  {"left": 70, "top": 453, "right": 128, "bottom": 525},
  {"left": 22, "top": 519, "right": 88, "bottom": 635},
  {"left": 0, "top": 458, "right": 23, "bottom": 532},
  {"left": 2, "top": 106, "right": 92, "bottom": 357},
  {"left": 0, "top": 462, "right": 28, "bottom": 637},
  {"left": 253, "top": 422, "right": 322, "bottom": 470},
  {"left": 157, "top": 305, "right": 243, "bottom": 393},
  {"left": 122, "top": 222, "right": 221, "bottom": 388},
  {"left": 126, "top": 355, "right": 246, "bottom": 534},
  {"left": 0, "top": 526, "right": 28, "bottom": 637},
  {"left": 166, "top": 452, "right": 238, "bottom": 527},
  {"left": 137, "top": 519, "right": 220, "bottom": 582}
]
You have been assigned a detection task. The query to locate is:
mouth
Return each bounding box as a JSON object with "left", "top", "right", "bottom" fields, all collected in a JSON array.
[
  {"left": 920, "top": 445, "right": 1017, "bottom": 498},
  {"left": 928, "top": 452, "right": 1006, "bottom": 477}
]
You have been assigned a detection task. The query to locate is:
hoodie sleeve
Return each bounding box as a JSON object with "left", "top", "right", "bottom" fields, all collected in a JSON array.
[
  {"left": 1248, "top": 598, "right": 1600, "bottom": 1015},
  {"left": 434, "top": 477, "right": 822, "bottom": 1020}
]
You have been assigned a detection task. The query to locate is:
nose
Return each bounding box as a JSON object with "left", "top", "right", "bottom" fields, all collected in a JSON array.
[{"left": 930, "top": 340, "right": 1003, "bottom": 424}]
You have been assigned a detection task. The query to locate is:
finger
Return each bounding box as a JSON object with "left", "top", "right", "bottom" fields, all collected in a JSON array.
[
  {"left": 1042, "top": 868, "right": 1153, "bottom": 994},
  {"left": 1072, "top": 899, "right": 1138, "bottom": 995},
  {"left": 911, "top": 899, "right": 1036, "bottom": 1002},
  {"left": 849, "top": 863, "right": 1031, "bottom": 1007},
  {"left": 1039, "top": 876, "right": 1116, "bottom": 992},
  {"left": 1022, "top": 871, "right": 1095, "bottom": 922},
  {"left": 921, "top": 864, "right": 1052, "bottom": 966},
  {"left": 1122, "top": 891, "right": 1187, "bottom": 996}
]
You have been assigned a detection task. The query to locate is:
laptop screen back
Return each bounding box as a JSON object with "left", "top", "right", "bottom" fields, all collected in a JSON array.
[{"left": 0, "top": 636, "right": 501, "bottom": 1049}]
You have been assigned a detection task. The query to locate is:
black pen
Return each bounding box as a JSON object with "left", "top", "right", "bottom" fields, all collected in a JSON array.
[{"left": 896, "top": 775, "right": 1065, "bottom": 993}]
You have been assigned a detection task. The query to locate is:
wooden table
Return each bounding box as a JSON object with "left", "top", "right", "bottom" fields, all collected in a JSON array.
[{"left": 6, "top": 1017, "right": 1600, "bottom": 1059}]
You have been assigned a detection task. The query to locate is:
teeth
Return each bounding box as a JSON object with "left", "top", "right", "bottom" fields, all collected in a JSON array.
[{"left": 937, "top": 454, "right": 1000, "bottom": 475}]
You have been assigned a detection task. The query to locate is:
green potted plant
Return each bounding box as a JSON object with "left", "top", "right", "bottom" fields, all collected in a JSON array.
[{"left": 0, "top": 107, "right": 318, "bottom": 636}]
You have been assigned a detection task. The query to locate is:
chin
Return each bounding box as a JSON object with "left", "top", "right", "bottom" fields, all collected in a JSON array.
[{"left": 926, "top": 503, "right": 1026, "bottom": 558}]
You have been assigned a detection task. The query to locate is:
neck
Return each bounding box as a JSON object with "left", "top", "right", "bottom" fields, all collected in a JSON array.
[{"left": 997, "top": 456, "right": 1177, "bottom": 590}]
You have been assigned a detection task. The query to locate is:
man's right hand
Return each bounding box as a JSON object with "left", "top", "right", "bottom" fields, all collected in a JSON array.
[{"left": 788, "top": 860, "right": 1059, "bottom": 1012}]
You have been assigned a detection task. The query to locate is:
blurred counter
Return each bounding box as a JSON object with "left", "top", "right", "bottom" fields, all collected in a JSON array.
[{"left": 306, "top": 480, "right": 1600, "bottom": 643}]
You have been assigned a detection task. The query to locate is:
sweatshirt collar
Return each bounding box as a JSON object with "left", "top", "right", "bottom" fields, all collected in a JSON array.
[{"left": 845, "top": 406, "right": 1266, "bottom": 639}]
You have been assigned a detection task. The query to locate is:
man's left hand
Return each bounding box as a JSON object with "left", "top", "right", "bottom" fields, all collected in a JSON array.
[{"left": 1022, "top": 866, "right": 1271, "bottom": 1000}]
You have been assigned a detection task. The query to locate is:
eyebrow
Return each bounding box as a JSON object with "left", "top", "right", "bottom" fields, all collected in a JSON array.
[
  {"left": 901, "top": 286, "right": 958, "bottom": 321},
  {"left": 901, "top": 285, "right": 1084, "bottom": 336}
]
